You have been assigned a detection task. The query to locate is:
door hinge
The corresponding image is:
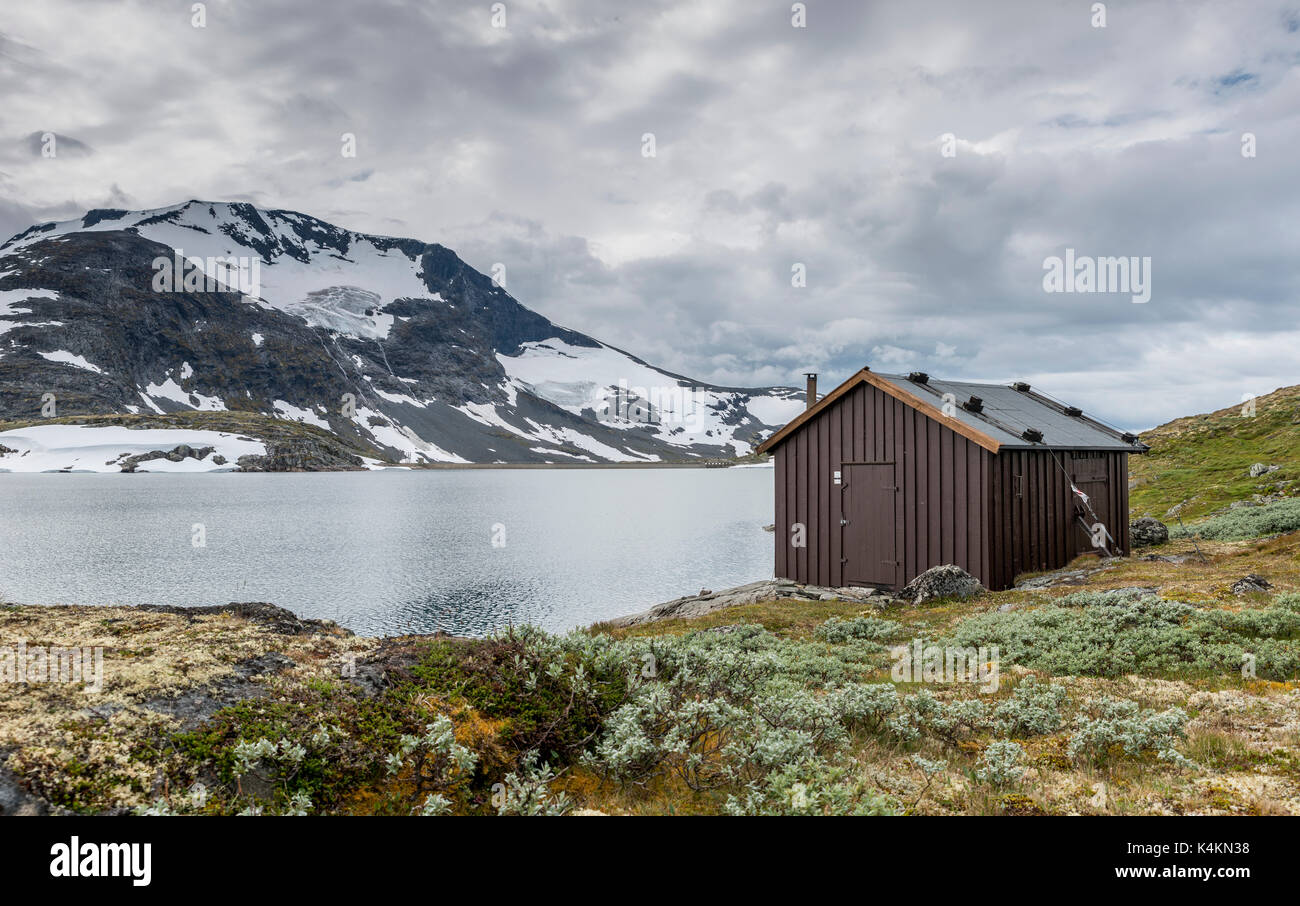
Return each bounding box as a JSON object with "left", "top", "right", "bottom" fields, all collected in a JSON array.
[{"left": 839, "top": 518, "right": 848, "bottom": 526}]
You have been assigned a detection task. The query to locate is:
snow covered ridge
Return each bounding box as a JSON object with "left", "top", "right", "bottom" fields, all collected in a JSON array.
[
  {"left": 0, "top": 201, "right": 804, "bottom": 464},
  {"left": 1, "top": 201, "right": 431, "bottom": 342}
]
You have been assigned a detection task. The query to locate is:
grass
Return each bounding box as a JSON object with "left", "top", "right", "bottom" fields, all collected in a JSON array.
[{"left": 1131, "top": 382, "right": 1300, "bottom": 521}]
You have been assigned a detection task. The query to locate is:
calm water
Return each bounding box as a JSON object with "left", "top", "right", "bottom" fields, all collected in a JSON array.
[{"left": 0, "top": 469, "right": 775, "bottom": 636}]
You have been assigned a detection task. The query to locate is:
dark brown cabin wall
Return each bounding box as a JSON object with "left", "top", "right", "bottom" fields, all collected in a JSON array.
[
  {"left": 1119, "top": 452, "right": 1131, "bottom": 553},
  {"left": 828, "top": 402, "right": 842, "bottom": 585},
  {"left": 774, "top": 440, "right": 788, "bottom": 578},
  {"left": 891, "top": 392, "right": 904, "bottom": 588},
  {"left": 796, "top": 427, "right": 808, "bottom": 581}
]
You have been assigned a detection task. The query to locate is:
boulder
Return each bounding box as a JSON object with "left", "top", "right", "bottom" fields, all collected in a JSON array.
[
  {"left": 898, "top": 564, "right": 983, "bottom": 605},
  {"left": 1231, "top": 574, "right": 1272, "bottom": 595},
  {"left": 1129, "top": 516, "right": 1169, "bottom": 547},
  {"left": 1249, "top": 463, "right": 1279, "bottom": 478},
  {"left": 119, "top": 444, "right": 215, "bottom": 472}
]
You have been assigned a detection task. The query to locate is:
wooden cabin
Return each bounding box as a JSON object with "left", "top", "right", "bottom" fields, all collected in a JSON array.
[{"left": 755, "top": 368, "right": 1148, "bottom": 592}]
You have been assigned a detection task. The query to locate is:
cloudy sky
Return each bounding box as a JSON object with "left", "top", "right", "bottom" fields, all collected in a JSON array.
[{"left": 2, "top": 0, "right": 1297, "bottom": 430}]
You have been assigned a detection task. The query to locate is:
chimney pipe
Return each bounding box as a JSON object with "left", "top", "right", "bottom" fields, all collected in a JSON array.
[{"left": 804, "top": 373, "right": 818, "bottom": 410}]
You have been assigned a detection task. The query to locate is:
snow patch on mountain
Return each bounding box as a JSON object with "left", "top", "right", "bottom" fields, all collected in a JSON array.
[
  {"left": 0, "top": 425, "right": 265, "bottom": 473},
  {"left": 744, "top": 394, "right": 806, "bottom": 427},
  {"left": 498, "top": 339, "right": 786, "bottom": 456},
  {"left": 273, "top": 400, "right": 330, "bottom": 429},
  {"left": 38, "top": 350, "right": 105, "bottom": 373},
  {"left": 144, "top": 377, "right": 226, "bottom": 411},
  {"left": 351, "top": 406, "right": 468, "bottom": 463}
]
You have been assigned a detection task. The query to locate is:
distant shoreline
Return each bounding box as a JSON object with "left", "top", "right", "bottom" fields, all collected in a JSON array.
[
  {"left": 0, "top": 459, "right": 772, "bottom": 474},
  {"left": 401, "top": 460, "right": 769, "bottom": 470}
]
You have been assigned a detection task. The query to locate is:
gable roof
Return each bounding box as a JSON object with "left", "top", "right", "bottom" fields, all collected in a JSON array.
[{"left": 756, "top": 368, "right": 1148, "bottom": 456}]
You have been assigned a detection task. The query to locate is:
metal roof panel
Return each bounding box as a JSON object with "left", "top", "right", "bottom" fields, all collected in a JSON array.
[{"left": 873, "top": 373, "right": 1144, "bottom": 451}]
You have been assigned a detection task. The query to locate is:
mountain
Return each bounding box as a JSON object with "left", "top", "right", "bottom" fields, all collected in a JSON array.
[
  {"left": 1130, "top": 382, "right": 1300, "bottom": 521},
  {"left": 0, "top": 201, "right": 803, "bottom": 468}
]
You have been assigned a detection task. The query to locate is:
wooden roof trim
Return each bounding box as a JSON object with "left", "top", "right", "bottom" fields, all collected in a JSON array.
[{"left": 755, "top": 368, "right": 1003, "bottom": 455}]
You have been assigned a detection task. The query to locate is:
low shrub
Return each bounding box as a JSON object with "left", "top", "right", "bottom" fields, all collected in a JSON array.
[
  {"left": 975, "top": 740, "right": 1027, "bottom": 788},
  {"left": 991, "top": 677, "right": 1069, "bottom": 736},
  {"left": 724, "top": 757, "right": 896, "bottom": 816},
  {"left": 814, "top": 615, "right": 902, "bottom": 644},
  {"left": 1067, "top": 697, "right": 1193, "bottom": 768},
  {"left": 948, "top": 595, "right": 1300, "bottom": 680},
  {"left": 1169, "top": 498, "right": 1300, "bottom": 541}
]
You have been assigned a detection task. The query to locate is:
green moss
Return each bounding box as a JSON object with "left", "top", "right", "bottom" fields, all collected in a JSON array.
[{"left": 168, "top": 679, "right": 410, "bottom": 814}]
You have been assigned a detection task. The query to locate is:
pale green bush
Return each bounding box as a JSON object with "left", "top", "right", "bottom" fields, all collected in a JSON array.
[
  {"left": 991, "top": 677, "right": 1068, "bottom": 736},
  {"left": 815, "top": 615, "right": 902, "bottom": 644},
  {"left": 975, "top": 740, "right": 1026, "bottom": 788},
  {"left": 386, "top": 715, "right": 479, "bottom": 811},
  {"left": 1067, "top": 697, "right": 1193, "bottom": 768},
  {"left": 948, "top": 595, "right": 1300, "bottom": 680},
  {"left": 724, "top": 758, "right": 896, "bottom": 816},
  {"left": 1169, "top": 498, "right": 1300, "bottom": 541},
  {"left": 494, "top": 750, "right": 572, "bottom": 816}
]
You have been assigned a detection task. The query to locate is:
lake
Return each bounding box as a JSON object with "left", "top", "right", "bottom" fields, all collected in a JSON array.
[{"left": 0, "top": 468, "right": 775, "bottom": 636}]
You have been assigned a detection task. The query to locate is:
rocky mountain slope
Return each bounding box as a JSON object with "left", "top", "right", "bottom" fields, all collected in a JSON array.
[{"left": 0, "top": 201, "right": 803, "bottom": 468}]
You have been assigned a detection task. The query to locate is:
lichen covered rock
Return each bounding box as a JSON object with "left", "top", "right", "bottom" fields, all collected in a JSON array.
[
  {"left": 1130, "top": 516, "right": 1170, "bottom": 547},
  {"left": 899, "top": 564, "right": 984, "bottom": 605}
]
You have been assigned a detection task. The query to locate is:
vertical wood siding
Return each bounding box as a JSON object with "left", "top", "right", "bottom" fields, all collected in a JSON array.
[{"left": 983, "top": 449, "right": 1132, "bottom": 589}]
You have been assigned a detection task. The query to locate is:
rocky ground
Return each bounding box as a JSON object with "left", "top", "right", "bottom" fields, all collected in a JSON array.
[{"left": 3, "top": 523, "right": 1298, "bottom": 816}]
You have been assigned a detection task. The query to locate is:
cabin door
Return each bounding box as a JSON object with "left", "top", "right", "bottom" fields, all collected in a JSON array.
[
  {"left": 842, "top": 462, "right": 897, "bottom": 588},
  {"left": 1070, "top": 453, "right": 1113, "bottom": 556}
]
